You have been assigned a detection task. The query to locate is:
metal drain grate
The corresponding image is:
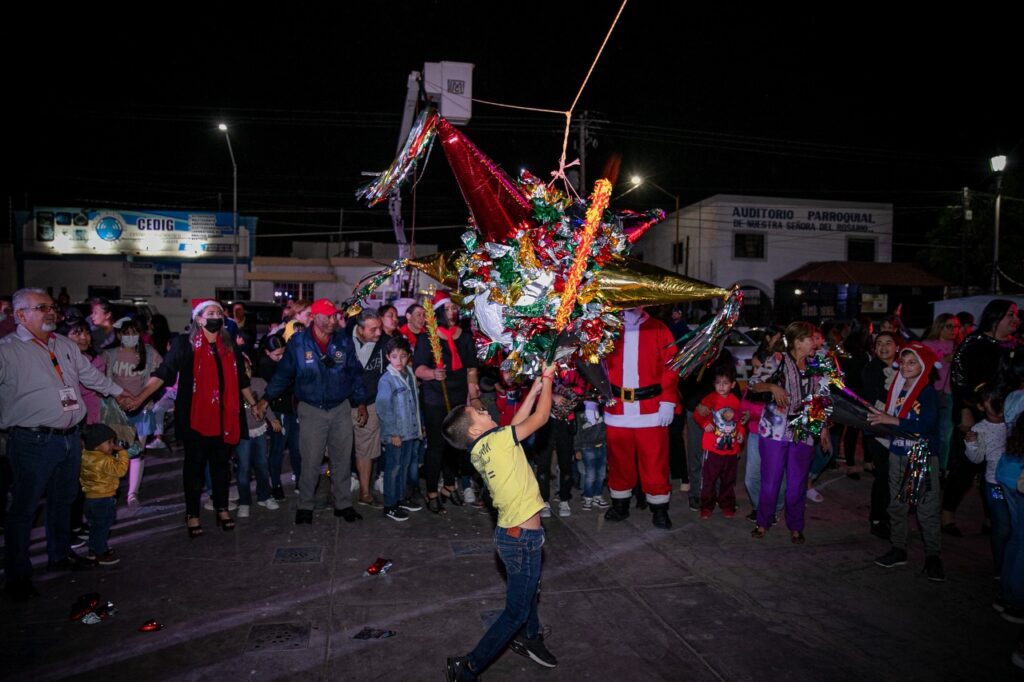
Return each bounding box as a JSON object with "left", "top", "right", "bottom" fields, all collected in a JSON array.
[
  {"left": 450, "top": 540, "right": 493, "bottom": 557},
  {"left": 273, "top": 546, "right": 323, "bottom": 563},
  {"left": 246, "top": 622, "right": 311, "bottom": 652}
]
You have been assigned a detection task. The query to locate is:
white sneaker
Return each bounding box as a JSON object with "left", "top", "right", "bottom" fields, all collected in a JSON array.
[
  {"left": 146, "top": 437, "right": 166, "bottom": 450},
  {"left": 582, "top": 496, "right": 593, "bottom": 511},
  {"left": 463, "top": 487, "right": 477, "bottom": 504},
  {"left": 680, "top": 482, "right": 691, "bottom": 492},
  {"left": 540, "top": 502, "right": 552, "bottom": 518},
  {"left": 592, "top": 496, "right": 610, "bottom": 509},
  {"left": 257, "top": 498, "right": 280, "bottom": 510},
  {"left": 806, "top": 488, "right": 824, "bottom": 503},
  {"left": 558, "top": 501, "right": 571, "bottom": 517},
  {"left": 237, "top": 504, "right": 251, "bottom": 518}
]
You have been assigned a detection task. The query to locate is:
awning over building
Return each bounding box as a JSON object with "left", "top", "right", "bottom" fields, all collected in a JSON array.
[
  {"left": 776, "top": 261, "right": 946, "bottom": 288},
  {"left": 245, "top": 271, "right": 336, "bottom": 283}
]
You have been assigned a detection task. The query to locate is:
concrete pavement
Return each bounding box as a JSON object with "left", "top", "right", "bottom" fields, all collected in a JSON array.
[{"left": 1, "top": 448, "right": 1020, "bottom": 681}]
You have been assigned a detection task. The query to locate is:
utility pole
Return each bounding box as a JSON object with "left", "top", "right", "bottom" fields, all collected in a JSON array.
[
  {"left": 961, "top": 187, "right": 971, "bottom": 293},
  {"left": 577, "top": 111, "right": 588, "bottom": 191}
]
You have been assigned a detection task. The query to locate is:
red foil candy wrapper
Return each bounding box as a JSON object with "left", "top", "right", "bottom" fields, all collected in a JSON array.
[
  {"left": 364, "top": 557, "right": 393, "bottom": 576},
  {"left": 139, "top": 619, "right": 164, "bottom": 632}
]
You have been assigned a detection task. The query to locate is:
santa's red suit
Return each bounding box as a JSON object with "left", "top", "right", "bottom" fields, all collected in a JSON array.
[{"left": 604, "top": 309, "right": 679, "bottom": 516}]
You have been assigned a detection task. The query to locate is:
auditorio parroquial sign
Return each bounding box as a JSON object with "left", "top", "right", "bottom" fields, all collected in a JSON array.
[{"left": 25, "top": 208, "right": 257, "bottom": 258}]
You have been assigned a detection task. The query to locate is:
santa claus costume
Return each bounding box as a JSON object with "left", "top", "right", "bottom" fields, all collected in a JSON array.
[{"left": 601, "top": 308, "right": 680, "bottom": 528}]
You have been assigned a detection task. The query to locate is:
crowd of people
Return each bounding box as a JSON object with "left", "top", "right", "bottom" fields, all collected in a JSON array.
[{"left": 2, "top": 288, "right": 1023, "bottom": 673}]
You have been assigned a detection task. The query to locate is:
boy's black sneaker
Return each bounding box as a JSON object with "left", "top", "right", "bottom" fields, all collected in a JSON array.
[
  {"left": 874, "top": 547, "right": 907, "bottom": 568},
  {"left": 509, "top": 634, "right": 558, "bottom": 668},
  {"left": 399, "top": 498, "right": 422, "bottom": 512},
  {"left": 924, "top": 555, "right": 945, "bottom": 582},
  {"left": 384, "top": 506, "right": 409, "bottom": 522},
  {"left": 446, "top": 655, "right": 478, "bottom": 681}
]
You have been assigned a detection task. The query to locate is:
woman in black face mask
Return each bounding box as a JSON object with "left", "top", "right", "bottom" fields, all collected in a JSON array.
[{"left": 130, "top": 299, "right": 262, "bottom": 537}]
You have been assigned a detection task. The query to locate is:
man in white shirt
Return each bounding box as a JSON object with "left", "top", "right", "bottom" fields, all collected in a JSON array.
[{"left": 0, "top": 289, "right": 132, "bottom": 601}]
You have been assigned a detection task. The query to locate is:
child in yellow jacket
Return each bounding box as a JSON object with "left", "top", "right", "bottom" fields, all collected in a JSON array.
[{"left": 80, "top": 424, "right": 129, "bottom": 566}]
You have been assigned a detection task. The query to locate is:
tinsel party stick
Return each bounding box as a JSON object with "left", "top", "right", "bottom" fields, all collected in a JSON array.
[
  {"left": 356, "top": 109, "right": 440, "bottom": 206},
  {"left": 897, "top": 439, "right": 931, "bottom": 505},
  {"left": 423, "top": 287, "right": 451, "bottom": 412},
  {"left": 339, "top": 258, "right": 409, "bottom": 316},
  {"left": 553, "top": 178, "right": 612, "bottom": 331}
]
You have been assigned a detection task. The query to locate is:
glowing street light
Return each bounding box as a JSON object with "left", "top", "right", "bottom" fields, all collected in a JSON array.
[
  {"left": 990, "top": 154, "right": 1007, "bottom": 293},
  {"left": 631, "top": 176, "right": 682, "bottom": 273},
  {"left": 217, "top": 123, "right": 239, "bottom": 297}
]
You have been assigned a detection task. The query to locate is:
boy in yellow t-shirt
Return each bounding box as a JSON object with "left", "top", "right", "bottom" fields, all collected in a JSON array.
[{"left": 442, "top": 363, "right": 557, "bottom": 681}]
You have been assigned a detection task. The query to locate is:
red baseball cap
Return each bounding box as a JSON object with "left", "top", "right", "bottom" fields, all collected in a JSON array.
[{"left": 310, "top": 299, "right": 339, "bottom": 317}]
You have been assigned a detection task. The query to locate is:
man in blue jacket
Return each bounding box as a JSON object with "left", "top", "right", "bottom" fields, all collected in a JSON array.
[{"left": 261, "top": 299, "right": 367, "bottom": 524}]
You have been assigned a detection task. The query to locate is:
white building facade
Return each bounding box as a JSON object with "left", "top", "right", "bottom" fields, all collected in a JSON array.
[{"left": 630, "top": 194, "right": 893, "bottom": 322}]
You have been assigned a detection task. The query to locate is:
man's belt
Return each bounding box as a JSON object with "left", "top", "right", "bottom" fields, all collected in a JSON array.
[
  {"left": 611, "top": 384, "right": 662, "bottom": 402},
  {"left": 13, "top": 423, "right": 81, "bottom": 436}
]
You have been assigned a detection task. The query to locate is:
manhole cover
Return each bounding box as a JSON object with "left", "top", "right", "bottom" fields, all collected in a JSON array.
[
  {"left": 450, "top": 540, "right": 493, "bottom": 557},
  {"left": 246, "top": 622, "right": 311, "bottom": 652},
  {"left": 273, "top": 546, "right": 323, "bottom": 563}
]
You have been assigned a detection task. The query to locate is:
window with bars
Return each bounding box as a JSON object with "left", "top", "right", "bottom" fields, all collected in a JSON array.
[
  {"left": 272, "top": 282, "right": 314, "bottom": 303},
  {"left": 733, "top": 233, "right": 765, "bottom": 260}
]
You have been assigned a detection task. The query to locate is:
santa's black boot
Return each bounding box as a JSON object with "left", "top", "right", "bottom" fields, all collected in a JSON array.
[
  {"left": 604, "top": 496, "right": 631, "bottom": 522},
  {"left": 650, "top": 502, "right": 672, "bottom": 529}
]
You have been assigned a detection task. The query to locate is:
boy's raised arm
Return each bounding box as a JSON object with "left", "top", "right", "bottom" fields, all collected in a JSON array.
[{"left": 513, "top": 364, "right": 556, "bottom": 442}]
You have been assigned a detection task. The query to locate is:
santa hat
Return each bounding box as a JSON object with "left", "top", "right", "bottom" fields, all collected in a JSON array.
[
  {"left": 432, "top": 290, "right": 452, "bottom": 310},
  {"left": 191, "top": 298, "right": 221, "bottom": 320},
  {"left": 884, "top": 341, "right": 939, "bottom": 418}
]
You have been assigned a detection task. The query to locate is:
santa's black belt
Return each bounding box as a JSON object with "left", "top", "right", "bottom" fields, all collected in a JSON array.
[{"left": 611, "top": 384, "right": 661, "bottom": 402}]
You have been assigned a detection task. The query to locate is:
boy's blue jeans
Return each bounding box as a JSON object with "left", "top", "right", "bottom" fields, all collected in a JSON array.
[
  {"left": 85, "top": 496, "right": 117, "bottom": 555},
  {"left": 268, "top": 412, "right": 302, "bottom": 488},
  {"left": 236, "top": 434, "right": 272, "bottom": 505},
  {"left": 467, "top": 526, "right": 544, "bottom": 673},
  {"left": 580, "top": 445, "right": 607, "bottom": 498},
  {"left": 383, "top": 438, "right": 420, "bottom": 507}
]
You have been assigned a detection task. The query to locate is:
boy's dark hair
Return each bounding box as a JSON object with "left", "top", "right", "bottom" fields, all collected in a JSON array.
[
  {"left": 441, "top": 406, "right": 475, "bottom": 451},
  {"left": 712, "top": 364, "right": 737, "bottom": 382},
  {"left": 383, "top": 335, "right": 411, "bottom": 357}
]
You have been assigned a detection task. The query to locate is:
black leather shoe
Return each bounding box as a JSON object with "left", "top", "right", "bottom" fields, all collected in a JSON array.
[
  {"left": 294, "top": 509, "right": 313, "bottom": 525},
  {"left": 272, "top": 485, "right": 286, "bottom": 501},
  {"left": 334, "top": 506, "right": 363, "bottom": 522},
  {"left": 604, "top": 496, "right": 631, "bottom": 522},
  {"left": 650, "top": 502, "right": 672, "bottom": 529}
]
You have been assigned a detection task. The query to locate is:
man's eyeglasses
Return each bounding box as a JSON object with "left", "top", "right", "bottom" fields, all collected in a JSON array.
[{"left": 18, "top": 304, "right": 59, "bottom": 313}]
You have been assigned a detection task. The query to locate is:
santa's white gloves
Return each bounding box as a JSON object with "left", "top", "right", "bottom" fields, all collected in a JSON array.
[
  {"left": 584, "top": 401, "right": 600, "bottom": 426},
  {"left": 657, "top": 402, "right": 675, "bottom": 427}
]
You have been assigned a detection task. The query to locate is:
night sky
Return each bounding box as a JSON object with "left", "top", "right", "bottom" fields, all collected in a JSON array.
[{"left": 9, "top": 3, "right": 1019, "bottom": 262}]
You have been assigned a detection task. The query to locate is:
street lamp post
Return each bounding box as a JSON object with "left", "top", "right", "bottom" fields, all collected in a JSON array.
[
  {"left": 990, "top": 154, "right": 1007, "bottom": 294},
  {"left": 218, "top": 123, "right": 239, "bottom": 298},
  {"left": 630, "top": 176, "right": 681, "bottom": 273}
]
